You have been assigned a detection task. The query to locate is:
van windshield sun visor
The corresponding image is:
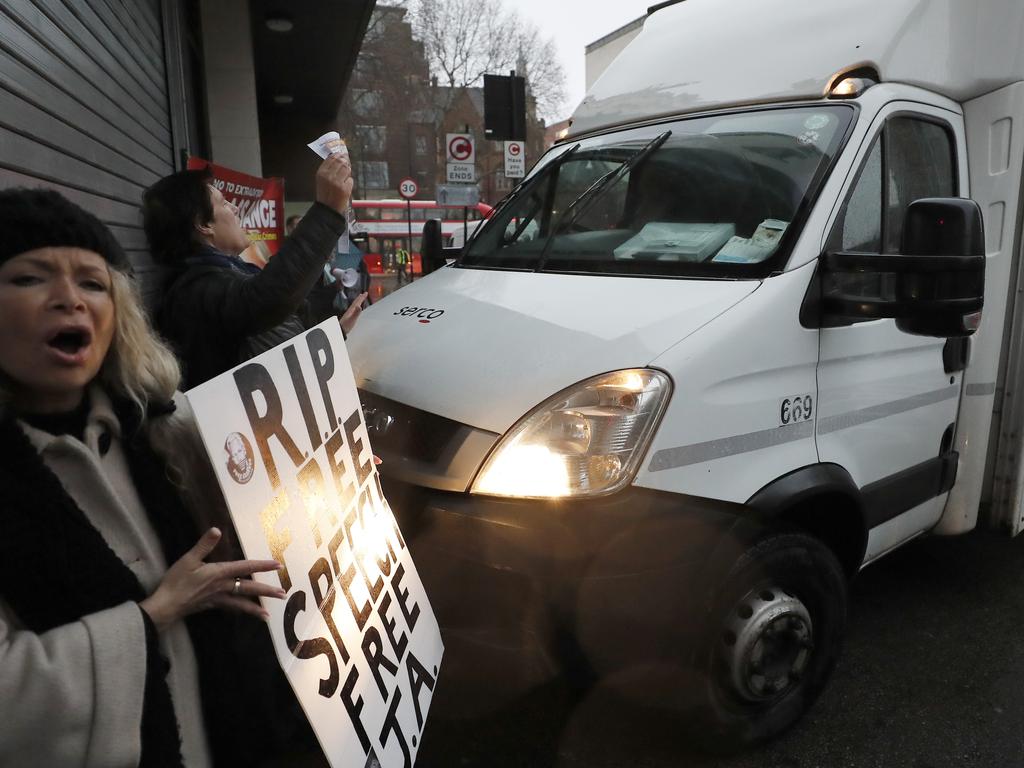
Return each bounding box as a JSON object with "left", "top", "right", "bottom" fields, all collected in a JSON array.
[{"left": 459, "top": 104, "right": 856, "bottom": 279}]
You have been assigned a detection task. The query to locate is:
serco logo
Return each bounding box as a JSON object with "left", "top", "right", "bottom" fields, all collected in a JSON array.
[{"left": 394, "top": 306, "right": 445, "bottom": 324}]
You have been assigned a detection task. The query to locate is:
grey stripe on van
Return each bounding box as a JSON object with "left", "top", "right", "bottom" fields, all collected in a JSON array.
[
  {"left": 966, "top": 382, "right": 996, "bottom": 397},
  {"left": 648, "top": 421, "right": 814, "bottom": 471},
  {"left": 648, "top": 384, "right": 961, "bottom": 473},
  {"left": 816, "top": 385, "right": 960, "bottom": 435}
]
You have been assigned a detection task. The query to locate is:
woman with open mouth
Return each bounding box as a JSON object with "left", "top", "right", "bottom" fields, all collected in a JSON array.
[{"left": 0, "top": 188, "right": 317, "bottom": 766}]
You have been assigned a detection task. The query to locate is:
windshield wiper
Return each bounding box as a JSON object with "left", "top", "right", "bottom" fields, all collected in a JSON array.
[
  {"left": 483, "top": 143, "right": 581, "bottom": 227},
  {"left": 535, "top": 131, "right": 672, "bottom": 272},
  {"left": 457, "top": 143, "right": 580, "bottom": 267}
]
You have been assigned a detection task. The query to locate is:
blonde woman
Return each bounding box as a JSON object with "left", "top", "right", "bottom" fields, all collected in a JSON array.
[{"left": 0, "top": 189, "right": 313, "bottom": 767}]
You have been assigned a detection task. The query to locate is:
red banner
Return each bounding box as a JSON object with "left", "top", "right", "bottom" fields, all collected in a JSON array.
[{"left": 187, "top": 157, "right": 284, "bottom": 268}]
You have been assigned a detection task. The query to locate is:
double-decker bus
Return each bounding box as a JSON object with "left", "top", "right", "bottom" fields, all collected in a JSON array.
[{"left": 350, "top": 199, "right": 493, "bottom": 274}]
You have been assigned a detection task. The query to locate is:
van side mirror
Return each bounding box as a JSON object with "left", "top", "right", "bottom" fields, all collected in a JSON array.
[
  {"left": 818, "top": 198, "right": 985, "bottom": 337},
  {"left": 421, "top": 218, "right": 463, "bottom": 275}
]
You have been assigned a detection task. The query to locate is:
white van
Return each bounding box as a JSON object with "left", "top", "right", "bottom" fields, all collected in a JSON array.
[{"left": 347, "top": 0, "right": 1024, "bottom": 749}]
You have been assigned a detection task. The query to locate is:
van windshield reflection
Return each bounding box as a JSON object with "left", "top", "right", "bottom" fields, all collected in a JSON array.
[{"left": 460, "top": 105, "right": 854, "bottom": 279}]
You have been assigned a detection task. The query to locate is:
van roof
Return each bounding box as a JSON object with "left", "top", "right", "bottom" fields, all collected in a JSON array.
[{"left": 570, "top": 0, "right": 1024, "bottom": 137}]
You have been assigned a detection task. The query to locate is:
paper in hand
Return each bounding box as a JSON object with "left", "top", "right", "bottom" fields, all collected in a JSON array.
[{"left": 307, "top": 131, "right": 349, "bottom": 160}]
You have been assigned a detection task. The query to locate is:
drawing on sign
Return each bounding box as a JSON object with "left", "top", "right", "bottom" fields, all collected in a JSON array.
[
  {"left": 224, "top": 432, "right": 256, "bottom": 484},
  {"left": 187, "top": 320, "right": 444, "bottom": 768}
]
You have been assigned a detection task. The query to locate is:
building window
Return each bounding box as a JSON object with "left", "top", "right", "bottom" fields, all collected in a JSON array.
[
  {"left": 357, "top": 161, "right": 389, "bottom": 190},
  {"left": 356, "top": 125, "right": 387, "bottom": 155},
  {"left": 351, "top": 90, "right": 384, "bottom": 118}
]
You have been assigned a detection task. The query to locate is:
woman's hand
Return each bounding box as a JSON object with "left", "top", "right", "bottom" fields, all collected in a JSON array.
[
  {"left": 139, "top": 528, "right": 285, "bottom": 631},
  {"left": 339, "top": 292, "right": 368, "bottom": 335}
]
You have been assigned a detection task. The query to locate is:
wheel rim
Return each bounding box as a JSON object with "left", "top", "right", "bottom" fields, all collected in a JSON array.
[{"left": 718, "top": 585, "right": 814, "bottom": 703}]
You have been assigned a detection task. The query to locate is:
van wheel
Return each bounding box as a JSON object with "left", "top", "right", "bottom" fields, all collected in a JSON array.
[{"left": 688, "top": 532, "right": 847, "bottom": 753}]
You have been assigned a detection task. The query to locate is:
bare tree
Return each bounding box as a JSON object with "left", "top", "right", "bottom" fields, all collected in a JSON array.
[{"left": 410, "top": 0, "right": 567, "bottom": 123}]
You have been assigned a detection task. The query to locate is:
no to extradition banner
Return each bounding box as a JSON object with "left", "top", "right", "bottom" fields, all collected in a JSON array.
[
  {"left": 187, "top": 319, "right": 443, "bottom": 768},
  {"left": 187, "top": 156, "right": 284, "bottom": 267}
]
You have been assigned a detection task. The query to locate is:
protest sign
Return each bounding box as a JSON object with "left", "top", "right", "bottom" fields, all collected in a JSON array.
[
  {"left": 187, "top": 156, "right": 285, "bottom": 267},
  {"left": 187, "top": 320, "right": 444, "bottom": 768}
]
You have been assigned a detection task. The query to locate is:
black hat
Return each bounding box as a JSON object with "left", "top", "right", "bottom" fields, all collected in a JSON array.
[{"left": 0, "top": 187, "right": 130, "bottom": 271}]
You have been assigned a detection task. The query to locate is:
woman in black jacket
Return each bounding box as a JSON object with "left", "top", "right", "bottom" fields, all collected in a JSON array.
[
  {"left": 0, "top": 187, "right": 327, "bottom": 766},
  {"left": 143, "top": 156, "right": 366, "bottom": 389}
]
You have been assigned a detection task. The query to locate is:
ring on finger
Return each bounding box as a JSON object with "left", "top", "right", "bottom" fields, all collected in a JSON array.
[{"left": 232, "top": 577, "right": 242, "bottom": 596}]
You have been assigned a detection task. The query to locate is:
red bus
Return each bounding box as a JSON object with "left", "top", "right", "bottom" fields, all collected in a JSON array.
[{"left": 350, "top": 199, "right": 493, "bottom": 275}]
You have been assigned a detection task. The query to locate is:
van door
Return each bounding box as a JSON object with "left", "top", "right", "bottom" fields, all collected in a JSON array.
[{"left": 815, "top": 104, "right": 967, "bottom": 563}]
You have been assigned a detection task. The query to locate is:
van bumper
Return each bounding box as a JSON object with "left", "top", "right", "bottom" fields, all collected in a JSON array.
[{"left": 383, "top": 478, "right": 749, "bottom": 710}]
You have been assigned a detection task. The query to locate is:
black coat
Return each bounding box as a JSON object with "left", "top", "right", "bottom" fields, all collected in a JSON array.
[{"left": 157, "top": 202, "right": 346, "bottom": 389}]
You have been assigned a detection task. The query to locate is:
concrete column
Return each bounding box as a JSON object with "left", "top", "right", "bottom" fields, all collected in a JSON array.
[{"left": 200, "top": 0, "right": 262, "bottom": 175}]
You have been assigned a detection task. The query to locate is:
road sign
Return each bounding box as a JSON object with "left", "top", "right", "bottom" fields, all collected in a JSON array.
[
  {"left": 446, "top": 133, "right": 475, "bottom": 164},
  {"left": 504, "top": 141, "right": 526, "bottom": 179},
  {"left": 436, "top": 184, "right": 480, "bottom": 207},
  {"left": 446, "top": 162, "right": 476, "bottom": 183},
  {"left": 398, "top": 177, "right": 418, "bottom": 199}
]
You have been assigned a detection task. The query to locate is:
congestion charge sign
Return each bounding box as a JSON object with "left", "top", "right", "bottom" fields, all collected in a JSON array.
[
  {"left": 504, "top": 141, "right": 525, "bottom": 179},
  {"left": 187, "top": 319, "right": 444, "bottom": 768},
  {"left": 445, "top": 133, "right": 475, "bottom": 163}
]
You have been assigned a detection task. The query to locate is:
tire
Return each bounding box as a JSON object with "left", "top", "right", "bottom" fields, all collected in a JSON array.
[{"left": 686, "top": 531, "right": 848, "bottom": 753}]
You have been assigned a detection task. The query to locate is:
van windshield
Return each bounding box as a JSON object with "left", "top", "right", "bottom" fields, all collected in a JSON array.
[{"left": 460, "top": 105, "right": 854, "bottom": 278}]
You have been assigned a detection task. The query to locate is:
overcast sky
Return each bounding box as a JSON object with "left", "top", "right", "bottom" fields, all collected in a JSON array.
[{"left": 511, "top": 0, "right": 656, "bottom": 123}]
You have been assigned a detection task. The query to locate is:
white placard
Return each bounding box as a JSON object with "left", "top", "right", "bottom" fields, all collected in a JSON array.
[
  {"left": 187, "top": 320, "right": 443, "bottom": 768},
  {"left": 503, "top": 141, "right": 525, "bottom": 179}
]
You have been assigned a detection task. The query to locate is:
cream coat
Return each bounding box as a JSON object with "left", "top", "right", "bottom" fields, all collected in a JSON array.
[{"left": 0, "top": 389, "right": 226, "bottom": 767}]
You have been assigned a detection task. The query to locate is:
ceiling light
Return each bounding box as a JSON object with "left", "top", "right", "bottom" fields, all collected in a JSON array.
[
  {"left": 265, "top": 15, "right": 293, "bottom": 33},
  {"left": 273, "top": 94, "right": 294, "bottom": 105}
]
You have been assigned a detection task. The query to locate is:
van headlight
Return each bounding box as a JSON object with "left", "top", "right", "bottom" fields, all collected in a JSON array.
[{"left": 471, "top": 369, "right": 672, "bottom": 499}]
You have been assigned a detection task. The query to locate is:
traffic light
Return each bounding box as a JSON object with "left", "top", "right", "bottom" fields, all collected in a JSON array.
[{"left": 484, "top": 73, "right": 526, "bottom": 141}]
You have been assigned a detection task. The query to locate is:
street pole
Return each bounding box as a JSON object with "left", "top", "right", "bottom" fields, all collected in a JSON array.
[{"left": 406, "top": 198, "right": 414, "bottom": 281}]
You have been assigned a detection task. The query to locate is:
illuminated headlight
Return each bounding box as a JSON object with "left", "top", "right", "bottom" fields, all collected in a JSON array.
[{"left": 471, "top": 369, "right": 672, "bottom": 499}]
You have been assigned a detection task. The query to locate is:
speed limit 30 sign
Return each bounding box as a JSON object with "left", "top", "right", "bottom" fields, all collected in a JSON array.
[{"left": 398, "top": 177, "right": 418, "bottom": 199}]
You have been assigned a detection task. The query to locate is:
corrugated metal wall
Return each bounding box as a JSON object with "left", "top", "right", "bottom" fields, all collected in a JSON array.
[{"left": 0, "top": 0, "right": 175, "bottom": 300}]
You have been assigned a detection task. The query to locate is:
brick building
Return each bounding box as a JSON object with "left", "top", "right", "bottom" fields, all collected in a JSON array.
[{"left": 336, "top": 5, "right": 546, "bottom": 209}]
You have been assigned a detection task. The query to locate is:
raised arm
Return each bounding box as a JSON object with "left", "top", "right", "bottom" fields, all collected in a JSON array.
[{"left": 186, "top": 156, "right": 354, "bottom": 338}]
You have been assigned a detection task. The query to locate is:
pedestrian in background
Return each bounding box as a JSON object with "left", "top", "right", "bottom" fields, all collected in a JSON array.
[
  {"left": 143, "top": 156, "right": 364, "bottom": 389},
  {"left": 395, "top": 244, "right": 410, "bottom": 285},
  {"left": 0, "top": 187, "right": 324, "bottom": 766}
]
